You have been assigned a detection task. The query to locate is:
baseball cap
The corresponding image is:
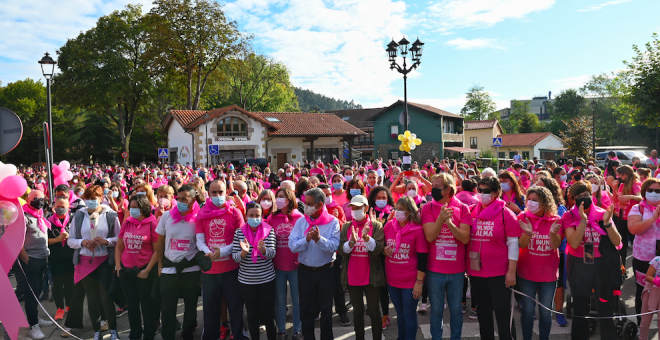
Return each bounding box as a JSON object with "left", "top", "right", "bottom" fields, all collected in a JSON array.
[{"left": 349, "top": 195, "right": 368, "bottom": 207}]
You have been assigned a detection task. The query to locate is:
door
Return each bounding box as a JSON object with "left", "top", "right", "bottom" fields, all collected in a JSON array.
[{"left": 277, "top": 153, "right": 287, "bottom": 169}]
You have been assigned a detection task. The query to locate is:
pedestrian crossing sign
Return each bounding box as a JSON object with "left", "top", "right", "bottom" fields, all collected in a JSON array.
[
  {"left": 158, "top": 148, "right": 169, "bottom": 158},
  {"left": 492, "top": 137, "right": 502, "bottom": 147}
]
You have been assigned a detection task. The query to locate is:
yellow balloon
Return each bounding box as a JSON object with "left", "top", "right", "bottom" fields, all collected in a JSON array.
[
  {"left": 413, "top": 139, "right": 422, "bottom": 145},
  {"left": 404, "top": 130, "right": 411, "bottom": 138},
  {"left": 398, "top": 135, "right": 405, "bottom": 142},
  {"left": 399, "top": 144, "right": 406, "bottom": 151}
]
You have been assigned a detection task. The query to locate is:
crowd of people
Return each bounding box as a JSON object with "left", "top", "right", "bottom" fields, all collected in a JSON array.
[{"left": 6, "top": 149, "right": 660, "bottom": 340}]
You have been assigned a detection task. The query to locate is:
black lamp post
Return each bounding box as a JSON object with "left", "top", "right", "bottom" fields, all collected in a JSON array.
[
  {"left": 591, "top": 99, "right": 597, "bottom": 158},
  {"left": 386, "top": 36, "right": 424, "bottom": 171},
  {"left": 39, "top": 52, "right": 57, "bottom": 203}
]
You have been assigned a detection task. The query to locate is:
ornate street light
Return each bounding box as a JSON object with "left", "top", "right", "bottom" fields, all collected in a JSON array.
[{"left": 38, "top": 52, "right": 57, "bottom": 203}]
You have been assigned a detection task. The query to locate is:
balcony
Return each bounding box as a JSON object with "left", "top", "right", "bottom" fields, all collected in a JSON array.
[{"left": 443, "top": 133, "right": 464, "bottom": 142}]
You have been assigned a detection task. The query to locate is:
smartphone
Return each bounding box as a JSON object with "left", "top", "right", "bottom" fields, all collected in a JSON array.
[
  {"left": 655, "top": 240, "right": 660, "bottom": 257},
  {"left": 584, "top": 243, "right": 595, "bottom": 264}
]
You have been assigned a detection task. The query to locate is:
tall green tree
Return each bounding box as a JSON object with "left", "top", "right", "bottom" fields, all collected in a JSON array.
[
  {"left": 547, "top": 89, "right": 586, "bottom": 136},
  {"left": 147, "top": 0, "right": 249, "bottom": 110},
  {"left": 518, "top": 113, "right": 541, "bottom": 133},
  {"left": 55, "top": 4, "right": 156, "bottom": 160},
  {"left": 72, "top": 111, "right": 120, "bottom": 164},
  {"left": 500, "top": 100, "right": 531, "bottom": 134},
  {"left": 560, "top": 115, "right": 593, "bottom": 159},
  {"left": 460, "top": 85, "right": 497, "bottom": 121}
]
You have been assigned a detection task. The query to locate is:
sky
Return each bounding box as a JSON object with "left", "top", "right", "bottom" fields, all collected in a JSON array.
[{"left": 1, "top": 0, "right": 658, "bottom": 114}]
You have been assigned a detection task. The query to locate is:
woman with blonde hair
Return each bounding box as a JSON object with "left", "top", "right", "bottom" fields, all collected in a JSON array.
[
  {"left": 585, "top": 173, "right": 612, "bottom": 209},
  {"left": 498, "top": 170, "right": 526, "bottom": 214},
  {"left": 154, "top": 185, "right": 175, "bottom": 221},
  {"left": 257, "top": 189, "right": 276, "bottom": 218},
  {"left": 134, "top": 183, "right": 157, "bottom": 206}
]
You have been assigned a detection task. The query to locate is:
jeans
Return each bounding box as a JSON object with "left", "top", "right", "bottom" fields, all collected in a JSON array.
[
  {"left": 427, "top": 272, "right": 464, "bottom": 340},
  {"left": 275, "top": 269, "right": 301, "bottom": 333},
  {"left": 518, "top": 277, "right": 556, "bottom": 340},
  {"left": 240, "top": 280, "right": 276, "bottom": 340},
  {"left": 387, "top": 285, "right": 419, "bottom": 340}
]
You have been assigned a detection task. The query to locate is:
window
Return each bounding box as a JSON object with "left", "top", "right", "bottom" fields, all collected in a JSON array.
[
  {"left": 522, "top": 151, "right": 530, "bottom": 160},
  {"left": 390, "top": 125, "right": 398, "bottom": 135},
  {"left": 498, "top": 152, "right": 505, "bottom": 158},
  {"left": 265, "top": 117, "right": 280, "bottom": 122},
  {"left": 470, "top": 137, "right": 477, "bottom": 149},
  {"left": 306, "top": 148, "right": 338, "bottom": 164},
  {"left": 342, "top": 117, "right": 350, "bottom": 121},
  {"left": 217, "top": 117, "right": 248, "bottom": 137},
  {"left": 390, "top": 151, "right": 399, "bottom": 160}
]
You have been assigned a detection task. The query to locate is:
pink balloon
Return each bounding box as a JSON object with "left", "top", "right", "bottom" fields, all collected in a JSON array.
[
  {"left": 53, "top": 175, "right": 68, "bottom": 187},
  {"left": 59, "top": 160, "right": 71, "bottom": 171},
  {"left": 62, "top": 171, "right": 73, "bottom": 181},
  {"left": 0, "top": 175, "right": 28, "bottom": 200},
  {"left": 52, "top": 164, "right": 62, "bottom": 177}
]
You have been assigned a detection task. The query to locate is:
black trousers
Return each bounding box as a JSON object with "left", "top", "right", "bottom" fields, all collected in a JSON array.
[
  {"left": 239, "top": 280, "right": 276, "bottom": 340},
  {"left": 332, "top": 256, "right": 348, "bottom": 315},
  {"left": 201, "top": 269, "right": 247, "bottom": 340},
  {"left": 614, "top": 216, "right": 630, "bottom": 267},
  {"left": 160, "top": 272, "right": 200, "bottom": 340},
  {"left": 299, "top": 265, "right": 336, "bottom": 340},
  {"left": 81, "top": 262, "right": 116, "bottom": 332},
  {"left": 633, "top": 257, "right": 650, "bottom": 325},
  {"left": 470, "top": 275, "right": 516, "bottom": 340},
  {"left": 379, "top": 258, "right": 389, "bottom": 316},
  {"left": 17, "top": 257, "right": 48, "bottom": 326},
  {"left": 49, "top": 257, "right": 74, "bottom": 310},
  {"left": 347, "top": 285, "right": 381, "bottom": 340},
  {"left": 566, "top": 255, "right": 616, "bottom": 340},
  {"left": 119, "top": 268, "right": 159, "bottom": 340}
]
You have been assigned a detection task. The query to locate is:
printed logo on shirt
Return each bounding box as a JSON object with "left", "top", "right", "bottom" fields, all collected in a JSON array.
[
  {"left": 527, "top": 234, "right": 552, "bottom": 254},
  {"left": 124, "top": 232, "right": 147, "bottom": 251},
  {"left": 170, "top": 238, "right": 190, "bottom": 251},
  {"left": 435, "top": 242, "right": 457, "bottom": 261},
  {"left": 209, "top": 218, "right": 226, "bottom": 238},
  {"left": 386, "top": 239, "right": 410, "bottom": 262},
  {"left": 473, "top": 220, "right": 494, "bottom": 240},
  {"left": 352, "top": 238, "right": 369, "bottom": 258},
  {"left": 276, "top": 223, "right": 294, "bottom": 238}
]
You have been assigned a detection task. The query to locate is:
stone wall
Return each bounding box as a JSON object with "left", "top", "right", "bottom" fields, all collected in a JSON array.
[{"left": 377, "top": 142, "right": 441, "bottom": 163}]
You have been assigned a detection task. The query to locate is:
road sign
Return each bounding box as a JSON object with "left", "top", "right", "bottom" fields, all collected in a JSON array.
[
  {"left": 209, "top": 145, "right": 219, "bottom": 155},
  {"left": 121, "top": 152, "right": 128, "bottom": 159},
  {"left": 158, "top": 148, "right": 169, "bottom": 158},
  {"left": 0, "top": 107, "right": 23, "bottom": 155},
  {"left": 492, "top": 137, "right": 502, "bottom": 147}
]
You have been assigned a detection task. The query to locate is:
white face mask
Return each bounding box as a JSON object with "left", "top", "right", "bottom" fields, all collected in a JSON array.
[
  {"left": 646, "top": 192, "right": 660, "bottom": 204},
  {"left": 591, "top": 183, "right": 599, "bottom": 193},
  {"left": 560, "top": 175, "right": 567, "bottom": 182},
  {"left": 275, "top": 198, "right": 287, "bottom": 209},
  {"left": 325, "top": 196, "right": 333, "bottom": 205},
  {"left": 501, "top": 182, "right": 511, "bottom": 192},
  {"left": 479, "top": 193, "right": 493, "bottom": 205},
  {"left": 395, "top": 210, "right": 407, "bottom": 222},
  {"left": 407, "top": 190, "right": 417, "bottom": 198},
  {"left": 351, "top": 209, "right": 366, "bottom": 221},
  {"left": 527, "top": 200, "right": 541, "bottom": 214},
  {"left": 260, "top": 200, "right": 273, "bottom": 209},
  {"left": 303, "top": 204, "right": 317, "bottom": 216}
]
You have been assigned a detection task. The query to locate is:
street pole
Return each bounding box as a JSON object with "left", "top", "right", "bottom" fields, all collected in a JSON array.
[
  {"left": 403, "top": 72, "right": 410, "bottom": 171},
  {"left": 43, "top": 122, "right": 54, "bottom": 205},
  {"left": 497, "top": 147, "right": 500, "bottom": 172},
  {"left": 592, "top": 99, "right": 596, "bottom": 159},
  {"left": 46, "top": 78, "right": 54, "bottom": 164}
]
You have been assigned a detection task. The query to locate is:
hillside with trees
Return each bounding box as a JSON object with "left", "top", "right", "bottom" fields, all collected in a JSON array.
[{"left": 295, "top": 87, "right": 363, "bottom": 112}]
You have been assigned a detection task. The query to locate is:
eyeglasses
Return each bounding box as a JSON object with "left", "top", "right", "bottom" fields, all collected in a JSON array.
[
  {"left": 646, "top": 189, "right": 660, "bottom": 194},
  {"left": 477, "top": 188, "right": 493, "bottom": 194}
]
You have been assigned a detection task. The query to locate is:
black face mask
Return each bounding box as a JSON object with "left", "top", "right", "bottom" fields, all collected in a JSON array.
[
  {"left": 431, "top": 187, "right": 444, "bottom": 202},
  {"left": 575, "top": 196, "right": 592, "bottom": 210},
  {"left": 30, "top": 198, "right": 46, "bottom": 211}
]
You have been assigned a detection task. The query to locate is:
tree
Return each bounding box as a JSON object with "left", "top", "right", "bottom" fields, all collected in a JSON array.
[
  {"left": 55, "top": 4, "right": 156, "bottom": 160},
  {"left": 500, "top": 100, "right": 530, "bottom": 134},
  {"left": 295, "top": 88, "right": 362, "bottom": 112},
  {"left": 72, "top": 111, "right": 120, "bottom": 164},
  {"left": 560, "top": 116, "right": 593, "bottom": 159},
  {"left": 518, "top": 113, "right": 541, "bottom": 133},
  {"left": 147, "top": 0, "right": 248, "bottom": 110},
  {"left": 547, "top": 89, "right": 587, "bottom": 136},
  {"left": 460, "top": 85, "right": 497, "bottom": 121}
]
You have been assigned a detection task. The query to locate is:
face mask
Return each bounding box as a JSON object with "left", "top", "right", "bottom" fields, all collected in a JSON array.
[
  {"left": 468, "top": 175, "right": 474, "bottom": 179},
  {"left": 158, "top": 175, "right": 163, "bottom": 179},
  {"left": 459, "top": 174, "right": 465, "bottom": 179},
  {"left": 177, "top": 201, "right": 190, "bottom": 213},
  {"left": 344, "top": 175, "right": 353, "bottom": 182},
  {"left": 332, "top": 183, "right": 343, "bottom": 191},
  {"left": 521, "top": 175, "right": 528, "bottom": 181},
  {"left": 159, "top": 198, "right": 171, "bottom": 207},
  {"left": 303, "top": 204, "right": 317, "bottom": 216},
  {"left": 407, "top": 190, "right": 417, "bottom": 198},
  {"left": 532, "top": 170, "right": 537, "bottom": 175},
  {"left": 286, "top": 172, "right": 292, "bottom": 177},
  {"left": 112, "top": 191, "right": 119, "bottom": 198},
  {"left": 76, "top": 191, "right": 84, "bottom": 197},
  {"left": 247, "top": 218, "right": 262, "bottom": 227},
  {"left": 275, "top": 198, "right": 287, "bottom": 209},
  {"left": 30, "top": 198, "right": 45, "bottom": 210},
  {"left": 72, "top": 179, "right": 78, "bottom": 184},
  {"left": 527, "top": 200, "right": 541, "bottom": 214},
  {"left": 137, "top": 192, "right": 147, "bottom": 196},
  {"left": 588, "top": 165, "right": 594, "bottom": 170},
  {"left": 395, "top": 210, "right": 407, "bottom": 222},
  {"left": 375, "top": 200, "right": 388, "bottom": 209},
  {"left": 325, "top": 196, "right": 333, "bottom": 205},
  {"left": 501, "top": 182, "right": 511, "bottom": 192},
  {"left": 118, "top": 176, "right": 123, "bottom": 180},
  {"left": 54, "top": 207, "right": 67, "bottom": 216},
  {"left": 350, "top": 189, "right": 362, "bottom": 197},
  {"left": 591, "top": 184, "right": 599, "bottom": 193},
  {"left": 575, "top": 196, "right": 593, "bottom": 210},
  {"left": 129, "top": 208, "right": 142, "bottom": 219},
  {"left": 431, "top": 187, "right": 444, "bottom": 201},
  {"left": 479, "top": 193, "right": 493, "bottom": 205},
  {"left": 37, "top": 179, "right": 43, "bottom": 184},
  {"left": 260, "top": 200, "right": 273, "bottom": 209},
  {"left": 211, "top": 195, "right": 226, "bottom": 207},
  {"left": 646, "top": 192, "right": 660, "bottom": 204},
  {"left": 351, "top": 209, "right": 366, "bottom": 221},
  {"left": 560, "top": 175, "right": 567, "bottom": 182},
  {"left": 85, "top": 199, "right": 99, "bottom": 209}
]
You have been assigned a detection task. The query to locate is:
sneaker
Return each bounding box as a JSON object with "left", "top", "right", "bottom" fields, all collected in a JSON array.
[
  {"left": 38, "top": 319, "right": 53, "bottom": 327},
  {"left": 345, "top": 303, "right": 353, "bottom": 312},
  {"left": 466, "top": 286, "right": 471, "bottom": 299},
  {"left": 260, "top": 325, "right": 266, "bottom": 333},
  {"left": 418, "top": 303, "right": 428, "bottom": 313},
  {"left": 220, "top": 325, "right": 230, "bottom": 340},
  {"left": 101, "top": 320, "right": 109, "bottom": 332},
  {"left": 315, "top": 315, "right": 321, "bottom": 321},
  {"left": 469, "top": 309, "right": 478, "bottom": 319},
  {"left": 381, "top": 316, "right": 391, "bottom": 330},
  {"left": 116, "top": 308, "right": 127, "bottom": 318},
  {"left": 55, "top": 308, "right": 66, "bottom": 320},
  {"left": 339, "top": 313, "right": 351, "bottom": 326},
  {"left": 94, "top": 331, "right": 102, "bottom": 340},
  {"left": 61, "top": 328, "right": 72, "bottom": 338},
  {"left": 110, "top": 329, "right": 119, "bottom": 340},
  {"left": 28, "top": 325, "right": 45, "bottom": 340},
  {"left": 66, "top": 306, "right": 70, "bottom": 313},
  {"left": 276, "top": 332, "right": 287, "bottom": 340},
  {"left": 556, "top": 314, "right": 569, "bottom": 327},
  {"left": 292, "top": 331, "right": 303, "bottom": 340},
  {"left": 461, "top": 304, "right": 469, "bottom": 314}
]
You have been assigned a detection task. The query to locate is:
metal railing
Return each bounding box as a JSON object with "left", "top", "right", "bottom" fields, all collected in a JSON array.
[{"left": 442, "top": 133, "right": 464, "bottom": 142}]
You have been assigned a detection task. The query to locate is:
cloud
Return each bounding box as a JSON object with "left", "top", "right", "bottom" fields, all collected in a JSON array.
[
  {"left": 577, "top": 0, "right": 631, "bottom": 12},
  {"left": 424, "top": 0, "right": 555, "bottom": 32},
  {"left": 446, "top": 37, "right": 504, "bottom": 50},
  {"left": 225, "top": 0, "right": 411, "bottom": 107}
]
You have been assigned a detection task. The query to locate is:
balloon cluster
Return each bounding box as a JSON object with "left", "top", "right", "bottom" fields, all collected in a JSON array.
[
  {"left": 398, "top": 130, "right": 422, "bottom": 153},
  {"left": 52, "top": 160, "right": 73, "bottom": 187},
  {"left": 0, "top": 161, "right": 27, "bottom": 225}
]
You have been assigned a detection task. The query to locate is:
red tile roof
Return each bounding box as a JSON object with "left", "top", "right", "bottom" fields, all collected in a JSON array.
[
  {"left": 465, "top": 119, "right": 499, "bottom": 130},
  {"left": 169, "top": 109, "right": 208, "bottom": 128},
  {"left": 251, "top": 112, "right": 365, "bottom": 137},
  {"left": 497, "top": 132, "right": 557, "bottom": 146},
  {"left": 369, "top": 100, "right": 463, "bottom": 120}
]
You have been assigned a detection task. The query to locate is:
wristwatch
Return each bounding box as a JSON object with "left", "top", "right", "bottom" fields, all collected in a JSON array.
[{"left": 599, "top": 221, "right": 611, "bottom": 229}]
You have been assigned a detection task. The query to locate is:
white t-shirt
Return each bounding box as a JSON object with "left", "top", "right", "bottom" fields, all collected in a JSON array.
[
  {"left": 376, "top": 168, "right": 384, "bottom": 184},
  {"left": 156, "top": 211, "right": 200, "bottom": 274},
  {"left": 513, "top": 154, "right": 522, "bottom": 164}
]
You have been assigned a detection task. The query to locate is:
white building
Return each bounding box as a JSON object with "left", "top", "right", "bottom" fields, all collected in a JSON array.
[{"left": 163, "top": 105, "right": 366, "bottom": 169}]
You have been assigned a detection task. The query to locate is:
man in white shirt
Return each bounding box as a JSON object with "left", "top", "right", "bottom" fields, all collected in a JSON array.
[
  {"left": 513, "top": 150, "right": 522, "bottom": 165},
  {"left": 647, "top": 149, "right": 658, "bottom": 177}
]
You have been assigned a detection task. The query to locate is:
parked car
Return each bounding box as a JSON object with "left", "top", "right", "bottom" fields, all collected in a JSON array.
[
  {"left": 227, "top": 158, "right": 269, "bottom": 171},
  {"left": 595, "top": 151, "right": 648, "bottom": 168}
]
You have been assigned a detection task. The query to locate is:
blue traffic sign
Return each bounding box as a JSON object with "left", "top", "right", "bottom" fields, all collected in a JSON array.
[
  {"left": 492, "top": 137, "right": 502, "bottom": 147},
  {"left": 158, "top": 148, "right": 169, "bottom": 158},
  {"left": 209, "top": 145, "right": 219, "bottom": 155}
]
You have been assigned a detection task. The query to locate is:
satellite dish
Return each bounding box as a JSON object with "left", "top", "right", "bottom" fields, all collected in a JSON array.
[
  {"left": 398, "top": 111, "right": 410, "bottom": 127},
  {"left": 0, "top": 107, "right": 23, "bottom": 155}
]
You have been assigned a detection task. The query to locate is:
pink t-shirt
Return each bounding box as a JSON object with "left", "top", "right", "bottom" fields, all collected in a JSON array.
[
  {"left": 467, "top": 203, "right": 521, "bottom": 278},
  {"left": 266, "top": 211, "right": 303, "bottom": 271},
  {"left": 383, "top": 220, "right": 428, "bottom": 289},
  {"left": 455, "top": 191, "right": 479, "bottom": 206},
  {"left": 327, "top": 205, "right": 346, "bottom": 225},
  {"left": 617, "top": 181, "right": 642, "bottom": 220},
  {"left": 517, "top": 212, "right": 561, "bottom": 282},
  {"left": 421, "top": 198, "right": 471, "bottom": 274},
  {"left": 332, "top": 191, "right": 348, "bottom": 208},
  {"left": 195, "top": 206, "right": 244, "bottom": 274},
  {"left": 347, "top": 220, "right": 374, "bottom": 286},
  {"left": 596, "top": 191, "right": 613, "bottom": 209},
  {"left": 561, "top": 206, "right": 609, "bottom": 258},
  {"left": 118, "top": 216, "right": 159, "bottom": 268}
]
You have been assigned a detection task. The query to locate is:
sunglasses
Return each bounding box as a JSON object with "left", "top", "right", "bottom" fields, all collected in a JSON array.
[
  {"left": 477, "top": 188, "right": 493, "bottom": 194},
  {"left": 646, "top": 189, "right": 660, "bottom": 194}
]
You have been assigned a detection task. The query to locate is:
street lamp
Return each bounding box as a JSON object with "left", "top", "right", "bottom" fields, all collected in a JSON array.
[
  {"left": 39, "top": 52, "right": 57, "bottom": 203},
  {"left": 591, "top": 99, "right": 597, "bottom": 159},
  {"left": 386, "top": 36, "right": 424, "bottom": 171}
]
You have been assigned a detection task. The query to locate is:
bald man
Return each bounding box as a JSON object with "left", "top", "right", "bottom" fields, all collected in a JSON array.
[{"left": 18, "top": 190, "right": 54, "bottom": 339}]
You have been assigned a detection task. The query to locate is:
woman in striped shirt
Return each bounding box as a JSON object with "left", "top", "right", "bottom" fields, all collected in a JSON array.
[{"left": 232, "top": 202, "right": 277, "bottom": 340}]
